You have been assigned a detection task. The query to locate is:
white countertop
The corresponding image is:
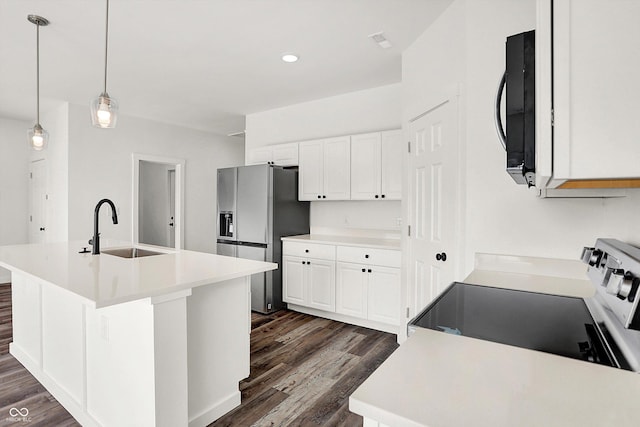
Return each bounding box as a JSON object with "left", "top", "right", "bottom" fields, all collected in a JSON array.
[
  {"left": 281, "top": 234, "right": 400, "bottom": 250},
  {"left": 350, "top": 327, "right": 640, "bottom": 427},
  {"left": 0, "top": 241, "right": 277, "bottom": 308},
  {"left": 349, "top": 253, "right": 640, "bottom": 426}
]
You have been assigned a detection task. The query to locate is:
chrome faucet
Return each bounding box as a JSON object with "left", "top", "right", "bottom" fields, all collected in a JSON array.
[{"left": 90, "top": 198, "right": 118, "bottom": 255}]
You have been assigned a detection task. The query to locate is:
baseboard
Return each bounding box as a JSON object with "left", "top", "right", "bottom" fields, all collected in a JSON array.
[
  {"left": 286, "top": 304, "right": 400, "bottom": 336},
  {"left": 188, "top": 390, "right": 240, "bottom": 427}
]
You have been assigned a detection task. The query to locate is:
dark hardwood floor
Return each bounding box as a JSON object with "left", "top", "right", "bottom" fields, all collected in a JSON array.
[
  {"left": 212, "top": 311, "right": 398, "bottom": 426},
  {"left": 0, "top": 283, "right": 398, "bottom": 426}
]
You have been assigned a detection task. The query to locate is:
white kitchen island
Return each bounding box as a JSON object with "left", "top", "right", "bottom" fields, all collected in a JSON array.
[{"left": 0, "top": 241, "right": 276, "bottom": 427}]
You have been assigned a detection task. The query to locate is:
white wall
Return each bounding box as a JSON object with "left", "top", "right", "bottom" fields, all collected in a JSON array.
[
  {"left": 403, "top": 0, "right": 640, "bottom": 276},
  {"left": 0, "top": 117, "right": 31, "bottom": 282},
  {"left": 67, "top": 104, "right": 244, "bottom": 254},
  {"left": 246, "top": 83, "right": 403, "bottom": 235}
]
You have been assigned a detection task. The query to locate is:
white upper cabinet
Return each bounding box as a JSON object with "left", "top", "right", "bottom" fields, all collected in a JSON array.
[
  {"left": 299, "top": 136, "right": 351, "bottom": 200},
  {"left": 323, "top": 136, "right": 351, "bottom": 199},
  {"left": 299, "top": 139, "right": 325, "bottom": 200},
  {"left": 247, "top": 147, "right": 273, "bottom": 165},
  {"left": 537, "top": 0, "right": 640, "bottom": 189},
  {"left": 272, "top": 143, "right": 299, "bottom": 166},
  {"left": 351, "top": 133, "right": 382, "bottom": 200},
  {"left": 350, "top": 129, "right": 403, "bottom": 201},
  {"left": 380, "top": 130, "right": 402, "bottom": 199},
  {"left": 298, "top": 129, "right": 400, "bottom": 201},
  {"left": 247, "top": 142, "right": 299, "bottom": 166}
]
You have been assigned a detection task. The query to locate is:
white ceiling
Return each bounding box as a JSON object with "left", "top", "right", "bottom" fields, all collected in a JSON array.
[{"left": 0, "top": 0, "right": 452, "bottom": 136}]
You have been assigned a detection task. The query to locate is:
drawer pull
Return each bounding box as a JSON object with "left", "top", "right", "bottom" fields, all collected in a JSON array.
[
  {"left": 365, "top": 254, "right": 369, "bottom": 259},
  {"left": 305, "top": 249, "right": 309, "bottom": 253},
  {"left": 361, "top": 268, "right": 365, "bottom": 272},
  {"left": 367, "top": 269, "right": 372, "bottom": 273}
]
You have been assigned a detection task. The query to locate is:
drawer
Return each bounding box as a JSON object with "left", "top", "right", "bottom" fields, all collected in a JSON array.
[
  {"left": 282, "top": 241, "right": 336, "bottom": 260},
  {"left": 336, "top": 246, "right": 401, "bottom": 268}
]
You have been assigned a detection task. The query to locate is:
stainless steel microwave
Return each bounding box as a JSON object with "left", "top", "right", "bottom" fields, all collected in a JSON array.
[{"left": 495, "top": 30, "right": 535, "bottom": 187}]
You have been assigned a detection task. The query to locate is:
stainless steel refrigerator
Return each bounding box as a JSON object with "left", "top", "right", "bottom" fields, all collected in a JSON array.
[{"left": 216, "top": 164, "right": 310, "bottom": 313}]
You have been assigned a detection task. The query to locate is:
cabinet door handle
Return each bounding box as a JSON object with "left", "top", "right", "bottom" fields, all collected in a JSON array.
[
  {"left": 322, "top": 195, "right": 326, "bottom": 199},
  {"left": 367, "top": 269, "right": 372, "bottom": 273},
  {"left": 365, "top": 254, "right": 369, "bottom": 259},
  {"left": 305, "top": 249, "right": 309, "bottom": 253},
  {"left": 375, "top": 195, "right": 379, "bottom": 199},
  {"left": 39, "top": 227, "right": 45, "bottom": 231},
  {"left": 317, "top": 195, "right": 321, "bottom": 199},
  {"left": 381, "top": 194, "right": 385, "bottom": 198},
  {"left": 362, "top": 268, "right": 366, "bottom": 273}
]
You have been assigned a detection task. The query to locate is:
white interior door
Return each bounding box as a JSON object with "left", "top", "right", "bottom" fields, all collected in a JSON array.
[
  {"left": 29, "top": 159, "right": 47, "bottom": 243},
  {"left": 168, "top": 169, "right": 176, "bottom": 248},
  {"left": 407, "top": 98, "right": 459, "bottom": 318}
]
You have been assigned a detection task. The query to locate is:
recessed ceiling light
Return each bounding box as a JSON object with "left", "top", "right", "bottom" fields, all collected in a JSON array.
[{"left": 282, "top": 53, "right": 299, "bottom": 63}]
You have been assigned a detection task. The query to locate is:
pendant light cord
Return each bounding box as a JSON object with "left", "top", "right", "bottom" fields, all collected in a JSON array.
[
  {"left": 103, "top": 0, "right": 110, "bottom": 94},
  {"left": 36, "top": 22, "right": 40, "bottom": 124}
]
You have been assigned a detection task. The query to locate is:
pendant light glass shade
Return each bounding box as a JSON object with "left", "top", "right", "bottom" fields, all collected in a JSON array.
[
  {"left": 90, "top": 92, "right": 118, "bottom": 128},
  {"left": 27, "top": 14, "right": 49, "bottom": 151},
  {"left": 91, "top": 0, "right": 118, "bottom": 128},
  {"left": 28, "top": 123, "right": 48, "bottom": 151}
]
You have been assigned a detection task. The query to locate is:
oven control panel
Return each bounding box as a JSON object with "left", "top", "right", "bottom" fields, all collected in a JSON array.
[{"left": 583, "top": 239, "right": 640, "bottom": 330}]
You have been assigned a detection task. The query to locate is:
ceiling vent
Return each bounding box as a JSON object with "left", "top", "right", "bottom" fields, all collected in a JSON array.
[{"left": 368, "top": 32, "right": 392, "bottom": 49}]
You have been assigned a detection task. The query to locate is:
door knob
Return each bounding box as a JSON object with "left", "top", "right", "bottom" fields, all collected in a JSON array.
[{"left": 435, "top": 252, "right": 447, "bottom": 262}]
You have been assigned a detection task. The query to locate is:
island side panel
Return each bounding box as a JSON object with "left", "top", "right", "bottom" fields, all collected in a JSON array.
[
  {"left": 10, "top": 274, "right": 42, "bottom": 368},
  {"left": 152, "top": 290, "right": 190, "bottom": 427},
  {"left": 10, "top": 273, "right": 102, "bottom": 427},
  {"left": 187, "top": 276, "right": 251, "bottom": 427},
  {"left": 85, "top": 299, "right": 158, "bottom": 426}
]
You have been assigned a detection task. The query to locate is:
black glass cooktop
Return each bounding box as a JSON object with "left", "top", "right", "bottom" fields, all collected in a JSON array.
[{"left": 410, "top": 282, "right": 617, "bottom": 367}]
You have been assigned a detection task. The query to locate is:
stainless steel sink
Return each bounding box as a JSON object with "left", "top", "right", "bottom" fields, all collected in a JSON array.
[{"left": 101, "top": 247, "right": 164, "bottom": 258}]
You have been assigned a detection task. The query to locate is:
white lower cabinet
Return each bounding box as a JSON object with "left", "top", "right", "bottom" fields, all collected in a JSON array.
[
  {"left": 367, "top": 266, "right": 401, "bottom": 325},
  {"left": 336, "top": 262, "right": 368, "bottom": 319},
  {"left": 283, "top": 256, "right": 306, "bottom": 305},
  {"left": 307, "top": 259, "right": 335, "bottom": 311},
  {"left": 337, "top": 262, "right": 400, "bottom": 325},
  {"left": 283, "top": 239, "right": 400, "bottom": 333},
  {"left": 283, "top": 255, "right": 336, "bottom": 312}
]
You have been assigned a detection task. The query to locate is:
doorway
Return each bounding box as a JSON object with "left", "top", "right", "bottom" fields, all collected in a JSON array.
[{"left": 133, "top": 154, "right": 185, "bottom": 249}]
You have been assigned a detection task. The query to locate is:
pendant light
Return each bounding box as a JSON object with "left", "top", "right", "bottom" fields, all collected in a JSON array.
[
  {"left": 90, "top": 0, "right": 118, "bottom": 128},
  {"left": 27, "top": 15, "right": 49, "bottom": 151}
]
